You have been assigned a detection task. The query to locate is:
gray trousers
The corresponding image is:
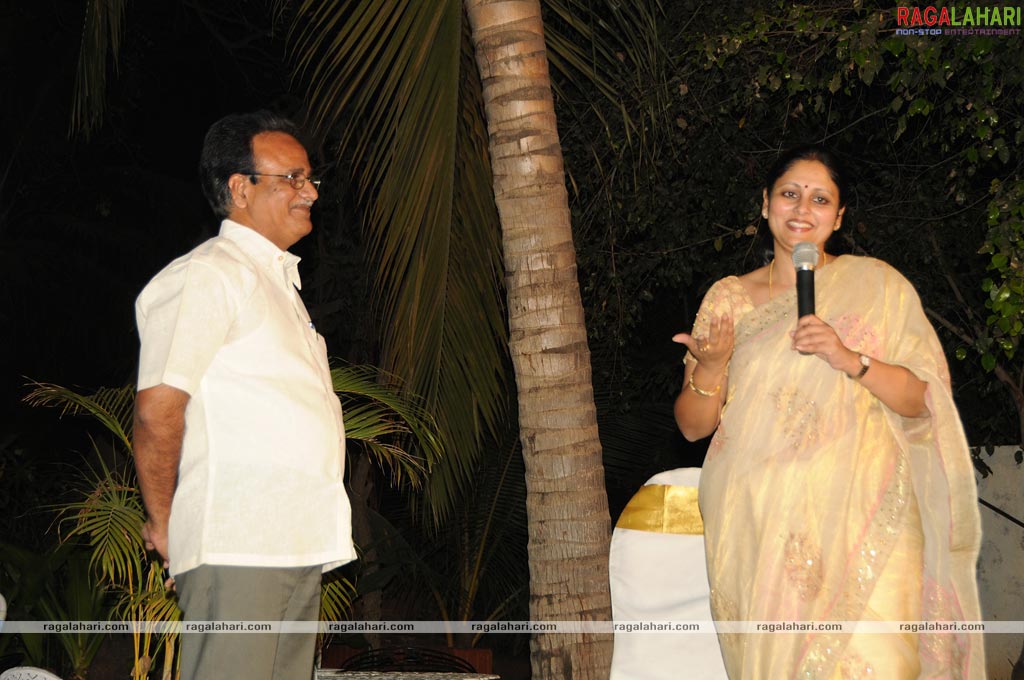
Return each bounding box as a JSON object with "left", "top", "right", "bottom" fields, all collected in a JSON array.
[{"left": 175, "top": 564, "right": 322, "bottom": 680}]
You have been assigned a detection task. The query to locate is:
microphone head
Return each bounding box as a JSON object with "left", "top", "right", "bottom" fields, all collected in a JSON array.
[{"left": 792, "top": 242, "right": 820, "bottom": 271}]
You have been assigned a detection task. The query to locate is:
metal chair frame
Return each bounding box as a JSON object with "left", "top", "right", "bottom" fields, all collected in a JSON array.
[{"left": 338, "top": 646, "right": 476, "bottom": 672}]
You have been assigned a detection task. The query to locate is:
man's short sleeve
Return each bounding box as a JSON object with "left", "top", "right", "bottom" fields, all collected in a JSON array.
[{"left": 136, "top": 259, "right": 239, "bottom": 395}]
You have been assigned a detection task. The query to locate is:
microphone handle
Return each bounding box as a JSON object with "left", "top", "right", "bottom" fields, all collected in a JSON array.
[{"left": 797, "top": 269, "right": 815, "bottom": 317}]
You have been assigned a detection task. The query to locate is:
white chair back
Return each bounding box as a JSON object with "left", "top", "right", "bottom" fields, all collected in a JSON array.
[
  {"left": 609, "top": 468, "right": 727, "bottom": 680},
  {"left": 0, "top": 668, "right": 65, "bottom": 680}
]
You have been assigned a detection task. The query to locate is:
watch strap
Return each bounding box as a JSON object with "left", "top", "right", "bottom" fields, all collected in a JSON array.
[{"left": 852, "top": 354, "right": 870, "bottom": 380}]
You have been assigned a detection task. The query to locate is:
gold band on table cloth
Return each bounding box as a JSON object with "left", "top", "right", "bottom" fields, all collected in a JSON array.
[{"left": 615, "top": 485, "right": 704, "bottom": 535}]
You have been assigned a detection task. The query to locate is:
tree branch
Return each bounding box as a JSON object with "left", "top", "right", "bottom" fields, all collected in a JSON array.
[
  {"left": 925, "top": 307, "right": 974, "bottom": 346},
  {"left": 927, "top": 227, "right": 986, "bottom": 335}
]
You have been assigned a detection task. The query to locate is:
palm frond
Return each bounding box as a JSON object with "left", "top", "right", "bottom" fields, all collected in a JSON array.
[
  {"left": 113, "top": 561, "right": 181, "bottom": 678},
  {"left": 319, "top": 575, "right": 357, "bottom": 622},
  {"left": 70, "top": 0, "right": 129, "bottom": 137},
  {"left": 361, "top": 418, "right": 528, "bottom": 638},
  {"left": 359, "top": 508, "right": 452, "bottom": 622},
  {"left": 451, "top": 424, "right": 527, "bottom": 623},
  {"left": 288, "top": 0, "right": 509, "bottom": 526},
  {"left": 332, "top": 364, "right": 442, "bottom": 488},
  {"left": 116, "top": 562, "right": 180, "bottom": 624},
  {"left": 544, "top": 0, "right": 671, "bottom": 150},
  {"left": 23, "top": 381, "right": 134, "bottom": 452},
  {"left": 595, "top": 396, "right": 677, "bottom": 476},
  {"left": 55, "top": 454, "right": 146, "bottom": 591},
  {"left": 544, "top": 0, "right": 628, "bottom": 105},
  {"left": 39, "top": 552, "right": 110, "bottom": 677}
]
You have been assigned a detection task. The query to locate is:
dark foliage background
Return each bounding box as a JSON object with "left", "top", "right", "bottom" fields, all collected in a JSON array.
[{"left": 556, "top": 2, "right": 1023, "bottom": 495}]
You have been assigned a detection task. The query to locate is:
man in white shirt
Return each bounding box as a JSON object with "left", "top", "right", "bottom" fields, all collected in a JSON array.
[{"left": 134, "top": 110, "right": 356, "bottom": 680}]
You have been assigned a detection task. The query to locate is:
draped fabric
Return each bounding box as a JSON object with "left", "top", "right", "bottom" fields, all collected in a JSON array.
[{"left": 690, "top": 256, "right": 984, "bottom": 679}]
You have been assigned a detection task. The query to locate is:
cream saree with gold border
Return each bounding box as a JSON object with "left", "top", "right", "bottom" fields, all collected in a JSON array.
[{"left": 689, "top": 256, "right": 984, "bottom": 679}]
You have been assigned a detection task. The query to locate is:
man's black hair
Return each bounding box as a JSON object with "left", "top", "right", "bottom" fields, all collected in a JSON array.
[{"left": 199, "top": 110, "right": 300, "bottom": 218}]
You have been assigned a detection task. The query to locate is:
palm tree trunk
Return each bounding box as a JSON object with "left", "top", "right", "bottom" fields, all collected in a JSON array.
[{"left": 464, "top": 1, "right": 613, "bottom": 677}]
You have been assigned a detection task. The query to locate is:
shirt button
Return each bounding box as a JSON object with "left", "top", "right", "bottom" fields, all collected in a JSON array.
[{"left": 277, "top": 255, "right": 284, "bottom": 261}]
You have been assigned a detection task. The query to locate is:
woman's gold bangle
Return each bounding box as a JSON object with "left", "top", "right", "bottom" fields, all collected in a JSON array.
[{"left": 688, "top": 373, "right": 720, "bottom": 397}]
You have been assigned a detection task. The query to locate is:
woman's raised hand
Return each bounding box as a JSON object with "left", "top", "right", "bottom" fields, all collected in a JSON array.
[{"left": 673, "top": 313, "right": 734, "bottom": 370}]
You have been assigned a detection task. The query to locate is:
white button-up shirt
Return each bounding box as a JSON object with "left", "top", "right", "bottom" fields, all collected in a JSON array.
[{"left": 136, "top": 219, "right": 356, "bottom": 576}]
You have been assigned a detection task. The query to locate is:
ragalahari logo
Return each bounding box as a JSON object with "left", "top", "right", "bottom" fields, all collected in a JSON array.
[{"left": 895, "top": 5, "right": 1021, "bottom": 36}]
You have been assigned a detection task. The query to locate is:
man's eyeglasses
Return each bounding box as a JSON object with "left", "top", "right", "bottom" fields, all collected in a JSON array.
[{"left": 248, "top": 173, "right": 322, "bottom": 190}]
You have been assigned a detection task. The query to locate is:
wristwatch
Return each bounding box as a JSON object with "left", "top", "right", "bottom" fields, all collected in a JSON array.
[{"left": 851, "top": 353, "right": 871, "bottom": 380}]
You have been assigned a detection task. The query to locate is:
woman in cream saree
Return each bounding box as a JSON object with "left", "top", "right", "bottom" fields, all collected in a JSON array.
[{"left": 674, "top": 147, "right": 984, "bottom": 679}]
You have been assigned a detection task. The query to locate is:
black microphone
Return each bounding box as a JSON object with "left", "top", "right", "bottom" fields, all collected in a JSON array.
[{"left": 793, "top": 242, "right": 819, "bottom": 318}]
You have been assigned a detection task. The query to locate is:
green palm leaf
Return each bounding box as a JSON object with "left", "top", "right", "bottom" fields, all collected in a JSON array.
[
  {"left": 332, "top": 363, "right": 441, "bottom": 488},
  {"left": 70, "top": 0, "right": 129, "bottom": 137},
  {"left": 354, "top": 416, "right": 528, "bottom": 646},
  {"left": 115, "top": 563, "right": 182, "bottom": 678},
  {"left": 319, "top": 575, "right": 357, "bottom": 623},
  {"left": 287, "top": 0, "right": 509, "bottom": 525},
  {"left": 24, "top": 382, "right": 134, "bottom": 452},
  {"left": 56, "top": 454, "right": 146, "bottom": 591},
  {"left": 450, "top": 427, "right": 528, "bottom": 634},
  {"left": 116, "top": 562, "right": 180, "bottom": 625},
  {"left": 544, "top": 0, "right": 674, "bottom": 185},
  {"left": 39, "top": 551, "right": 110, "bottom": 678}
]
